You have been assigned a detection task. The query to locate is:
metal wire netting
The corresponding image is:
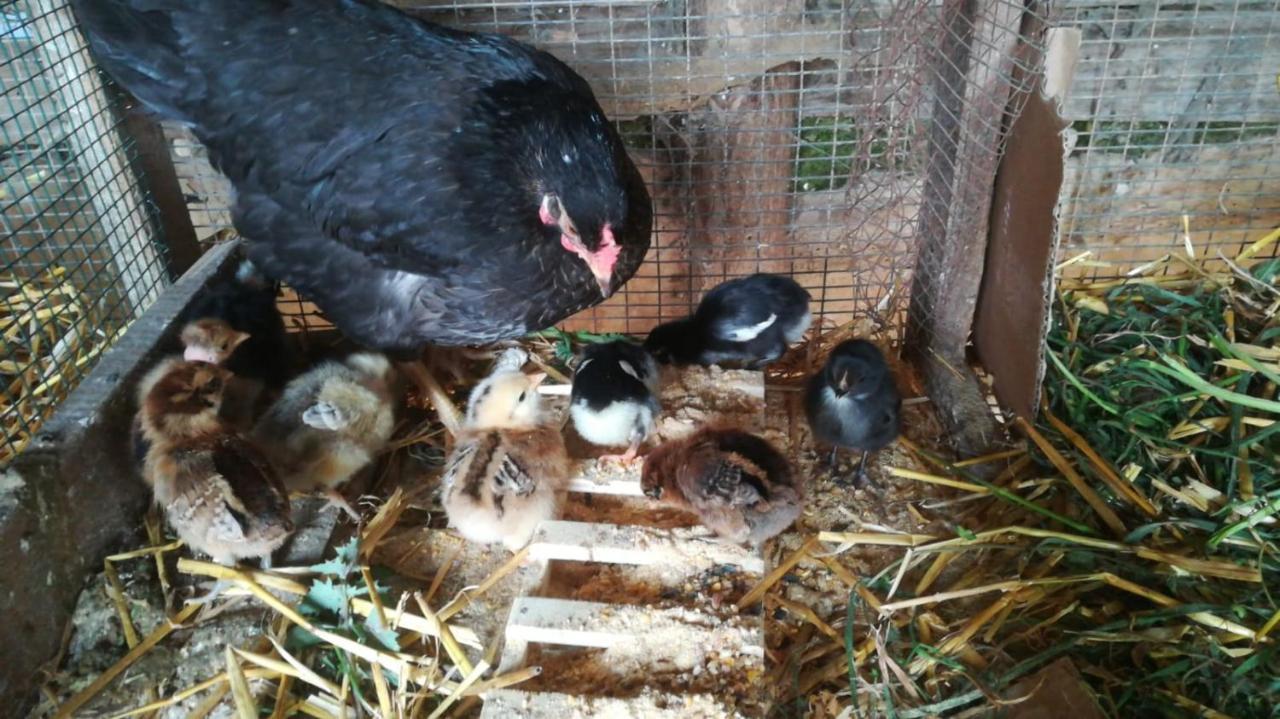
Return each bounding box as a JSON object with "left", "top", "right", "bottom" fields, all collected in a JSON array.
[
  {"left": 1054, "top": 0, "right": 1280, "bottom": 280},
  {"left": 159, "top": 0, "right": 1052, "bottom": 340},
  {"left": 1, "top": 0, "right": 168, "bottom": 466}
]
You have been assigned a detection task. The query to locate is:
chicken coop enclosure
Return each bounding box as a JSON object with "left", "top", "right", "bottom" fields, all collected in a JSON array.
[
  {"left": 1, "top": 0, "right": 1279, "bottom": 714},
  {"left": 5, "top": 0, "right": 1279, "bottom": 470}
]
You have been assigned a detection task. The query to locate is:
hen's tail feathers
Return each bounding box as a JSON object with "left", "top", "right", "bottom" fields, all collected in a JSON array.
[{"left": 70, "top": 0, "right": 198, "bottom": 123}]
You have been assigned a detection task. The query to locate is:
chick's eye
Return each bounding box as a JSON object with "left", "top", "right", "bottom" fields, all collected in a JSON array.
[{"left": 518, "top": 391, "right": 527, "bottom": 402}]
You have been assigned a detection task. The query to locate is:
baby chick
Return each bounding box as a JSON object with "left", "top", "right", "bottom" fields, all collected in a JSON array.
[
  {"left": 645, "top": 274, "right": 811, "bottom": 369},
  {"left": 804, "top": 339, "right": 901, "bottom": 486},
  {"left": 641, "top": 428, "right": 802, "bottom": 546},
  {"left": 569, "top": 340, "right": 661, "bottom": 462},
  {"left": 442, "top": 369, "right": 571, "bottom": 552},
  {"left": 181, "top": 258, "right": 299, "bottom": 390},
  {"left": 178, "top": 318, "right": 265, "bottom": 430},
  {"left": 253, "top": 352, "right": 397, "bottom": 519},
  {"left": 179, "top": 318, "right": 250, "bottom": 365},
  {"left": 129, "top": 318, "right": 257, "bottom": 478},
  {"left": 138, "top": 360, "right": 293, "bottom": 568}
]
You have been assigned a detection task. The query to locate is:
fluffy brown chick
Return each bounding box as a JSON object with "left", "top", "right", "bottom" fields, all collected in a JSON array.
[
  {"left": 130, "top": 321, "right": 255, "bottom": 476},
  {"left": 180, "top": 318, "right": 250, "bottom": 365},
  {"left": 139, "top": 360, "right": 293, "bottom": 567},
  {"left": 442, "top": 369, "right": 571, "bottom": 552},
  {"left": 641, "top": 428, "right": 802, "bottom": 547},
  {"left": 252, "top": 352, "right": 397, "bottom": 518}
]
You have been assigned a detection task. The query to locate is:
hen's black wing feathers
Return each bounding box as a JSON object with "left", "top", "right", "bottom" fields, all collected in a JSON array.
[{"left": 74, "top": 0, "right": 651, "bottom": 351}]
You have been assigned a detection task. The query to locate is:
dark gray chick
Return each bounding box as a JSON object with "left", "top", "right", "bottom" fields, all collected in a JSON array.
[{"left": 804, "top": 340, "right": 901, "bottom": 486}]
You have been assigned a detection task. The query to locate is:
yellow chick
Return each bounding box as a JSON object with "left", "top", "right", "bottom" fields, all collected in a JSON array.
[
  {"left": 252, "top": 352, "right": 397, "bottom": 519},
  {"left": 442, "top": 369, "right": 571, "bottom": 552}
]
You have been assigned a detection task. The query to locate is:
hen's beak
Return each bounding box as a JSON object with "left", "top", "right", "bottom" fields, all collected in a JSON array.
[{"left": 594, "top": 272, "right": 613, "bottom": 299}]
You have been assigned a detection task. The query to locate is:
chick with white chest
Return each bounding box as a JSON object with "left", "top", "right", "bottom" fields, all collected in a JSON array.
[
  {"left": 443, "top": 367, "right": 571, "bottom": 552},
  {"left": 569, "top": 340, "right": 660, "bottom": 463},
  {"left": 804, "top": 340, "right": 901, "bottom": 486}
]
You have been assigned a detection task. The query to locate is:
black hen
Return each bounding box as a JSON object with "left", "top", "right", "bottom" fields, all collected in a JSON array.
[
  {"left": 804, "top": 340, "right": 901, "bottom": 486},
  {"left": 73, "top": 0, "right": 652, "bottom": 353},
  {"left": 645, "top": 274, "right": 811, "bottom": 369}
]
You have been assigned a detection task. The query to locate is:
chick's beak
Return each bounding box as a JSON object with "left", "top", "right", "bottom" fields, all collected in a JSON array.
[
  {"left": 184, "top": 345, "right": 220, "bottom": 364},
  {"left": 528, "top": 372, "right": 548, "bottom": 388}
]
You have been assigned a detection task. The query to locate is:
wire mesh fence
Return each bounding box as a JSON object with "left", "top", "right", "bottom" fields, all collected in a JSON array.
[
  {"left": 1, "top": 0, "right": 168, "bottom": 465},
  {"left": 1054, "top": 0, "right": 1280, "bottom": 281}
]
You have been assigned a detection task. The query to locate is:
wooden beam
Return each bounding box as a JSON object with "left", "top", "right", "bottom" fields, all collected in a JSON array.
[
  {"left": 906, "top": 0, "right": 1030, "bottom": 453},
  {"left": 120, "top": 96, "right": 203, "bottom": 278},
  {"left": 504, "top": 597, "right": 764, "bottom": 656},
  {"left": 685, "top": 61, "right": 804, "bottom": 291},
  {"left": 28, "top": 0, "right": 164, "bottom": 314}
]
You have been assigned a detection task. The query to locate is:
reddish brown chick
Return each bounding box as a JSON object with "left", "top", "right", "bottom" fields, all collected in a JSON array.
[
  {"left": 641, "top": 428, "right": 802, "bottom": 546},
  {"left": 139, "top": 360, "right": 293, "bottom": 567}
]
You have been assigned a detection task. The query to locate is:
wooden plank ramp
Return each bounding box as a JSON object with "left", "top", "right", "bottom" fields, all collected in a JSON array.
[{"left": 480, "top": 367, "right": 768, "bottom": 718}]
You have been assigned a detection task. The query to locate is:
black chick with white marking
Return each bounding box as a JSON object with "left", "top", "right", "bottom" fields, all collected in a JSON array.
[
  {"left": 73, "top": 0, "right": 652, "bottom": 354},
  {"left": 645, "top": 274, "right": 811, "bottom": 369},
  {"left": 569, "top": 341, "right": 660, "bottom": 462},
  {"left": 804, "top": 340, "right": 901, "bottom": 486}
]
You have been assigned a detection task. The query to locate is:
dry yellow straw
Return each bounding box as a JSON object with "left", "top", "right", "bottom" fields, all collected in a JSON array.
[
  {"left": 772, "top": 594, "right": 842, "bottom": 643},
  {"left": 427, "top": 659, "right": 490, "bottom": 719},
  {"left": 438, "top": 546, "right": 531, "bottom": 622},
  {"left": 888, "top": 466, "right": 989, "bottom": 494},
  {"left": 178, "top": 559, "right": 482, "bottom": 647},
  {"left": 1042, "top": 404, "right": 1159, "bottom": 516},
  {"left": 738, "top": 537, "right": 819, "bottom": 609},
  {"left": 1236, "top": 226, "right": 1280, "bottom": 264},
  {"left": 414, "top": 592, "right": 474, "bottom": 676},
  {"left": 463, "top": 666, "right": 543, "bottom": 696},
  {"left": 818, "top": 531, "right": 938, "bottom": 547},
  {"left": 225, "top": 647, "right": 258, "bottom": 719},
  {"left": 1015, "top": 417, "right": 1128, "bottom": 537}
]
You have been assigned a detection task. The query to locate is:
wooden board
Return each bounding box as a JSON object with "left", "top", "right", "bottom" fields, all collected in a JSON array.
[
  {"left": 504, "top": 597, "right": 764, "bottom": 656},
  {"left": 528, "top": 520, "right": 765, "bottom": 574}
]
